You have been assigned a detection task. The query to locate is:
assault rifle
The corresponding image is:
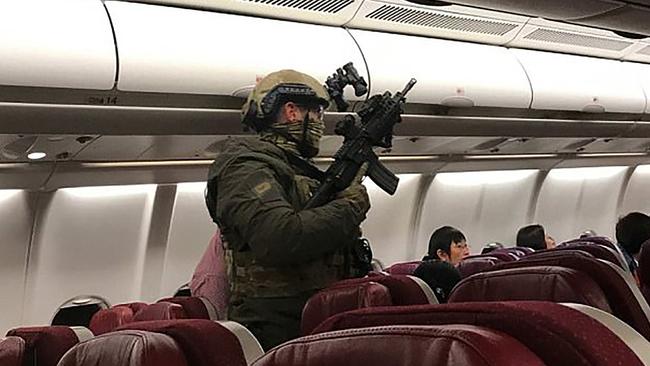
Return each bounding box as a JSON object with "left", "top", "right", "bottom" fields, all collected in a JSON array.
[{"left": 304, "top": 63, "right": 416, "bottom": 209}]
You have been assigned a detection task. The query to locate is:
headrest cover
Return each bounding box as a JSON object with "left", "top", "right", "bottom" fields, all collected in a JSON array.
[
  {"left": 301, "top": 282, "right": 392, "bottom": 335},
  {"left": 255, "top": 325, "right": 545, "bottom": 366},
  {"left": 58, "top": 330, "right": 188, "bottom": 366},
  {"left": 6, "top": 326, "right": 81, "bottom": 366},
  {"left": 0, "top": 337, "right": 25, "bottom": 366}
]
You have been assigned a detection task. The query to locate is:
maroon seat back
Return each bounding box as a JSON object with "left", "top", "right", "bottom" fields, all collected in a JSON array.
[
  {"left": 491, "top": 247, "right": 528, "bottom": 258},
  {"left": 89, "top": 306, "right": 135, "bottom": 335},
  {"left": 386, "top": 261, "right": 420, "bottom": 275},
  {"left": 496, "top": 249, "right": 650, "bottom": 339},
  {"left": 564, "top": 236, "right": 618, "bottom": 251},
  {"left": 254, "top": 324, "right": 545, "bottom": 366},
  {"left": 0, "top": 337, "right": 25, "bottom": 366},
  {"left": 312, "top": 301, "right": 644, "bottom": 366},
  {"left": 331, "top": 274, "right": 434, "bottom": 305},
  {"left": 301, "top": 282, "right": 392, "bottom": 335},
  {"left": 448, "top": 266, "right": 612, "bottom": 313},
  {"left": 132, "top": 302, "right": 186, "bottom": 322},
  {"left": 58, "top": 330, "right": 188, "bottom": 366},
  {"left": 557, "top": 241, "right": 626, "bottom": 270},
  {"left": 6, "top": 326, "right": 93, "bottom": 366},
  {"left": 117, "top": 320, "right": 248, "bottom": 366},
  {"left": 483, "top": 251, "right": 518, "bottom": 261},
  {"left": 157, "top": 297, "right": 217, "bottom": 320},
  {"left": 456, "top": 256, "right": 501, "bottom": 278}
]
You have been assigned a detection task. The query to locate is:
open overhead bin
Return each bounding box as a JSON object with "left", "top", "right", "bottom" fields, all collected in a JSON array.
[
  {"left": 105, "top": 1, "right": 367, "bottom": 100},
  {"left": 349, "top": 29, "right": 532, "bottom": 108},
  {"left": 511, "top": 49, "right": 646, "bottom": 113},
  {"left": 0, "top": 0, "right": 116, "bottom": 90}
]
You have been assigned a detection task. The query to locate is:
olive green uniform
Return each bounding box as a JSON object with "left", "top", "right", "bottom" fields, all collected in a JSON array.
[{"left": 207, "top": 136, "right": 366, "bottom": 349}]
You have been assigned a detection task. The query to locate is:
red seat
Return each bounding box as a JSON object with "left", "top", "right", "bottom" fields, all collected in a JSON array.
[
  {"left": 253, "top": 324, "right": 545, "bottom": 366},
  {"left": 0, "top": 337, "right": 25, "bottom": 366},
  {"left": 58, "top": 330, "right": 188, "bottom": 366},
  {"left": 448, "top": 266, "right": 612, "bottom": 313},
  {"left": 132, "top": 302, "right": 186, "bottom": 322},
  {"left": 89, "top": 306, "right": 134, "bottom": 335},
  {"left": 385, "top": 261, "right": 420, "bottom": 275},
  {"left": 117, "top": 319, "right": 262, "bottom": 366},
  {"left": 493, "top": 249, "right": 650, "bottom": 340},
  {"left": 331, "top": 274, "right": 436, "bottom": 305},
  {"left": 491, "top": 247, "right": 529, "bottom": 258},
  {"left": 6, "top": 326, "right": 93, "bottom": 366},
  {"left": 311, "top": 301, "right": 646, "bottom": 366},
  {"left": 456, "top": 255, "right": 501, "bottom": 278},
  {"left": 556, "top": 241, "right": 628, "bottom": 270},
  {"left": 301, "top": 281, "right": 393, "bottom": 335},
  {"left": 157, "top": 297, "right": 218, "bottom": 320}
]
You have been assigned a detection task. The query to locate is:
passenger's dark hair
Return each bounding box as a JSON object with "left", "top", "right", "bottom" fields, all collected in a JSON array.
[
  {"left": 424, "top": 226, "right": 466, "bottom": 261},
  {"left": 413, "top": 260, "right": 462, "bottom": 303},
  {"left": 481, "top": 242, "right": 505, "bottom": 254},
  {"left": 516, "top": 224, "right": 546, "bottom": 250},
  {"left": 616, "top": 212, "right": 650, "bottom": 256}
]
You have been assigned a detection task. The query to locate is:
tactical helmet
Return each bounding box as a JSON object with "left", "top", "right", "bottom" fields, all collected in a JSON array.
[{"left": 242, "top": 69, "right": 330, "bottom": 132}]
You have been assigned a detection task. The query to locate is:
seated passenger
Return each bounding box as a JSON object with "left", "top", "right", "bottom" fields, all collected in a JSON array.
[
  {"left": 422, "top": 226, "right": 470, "bottom": 266},
  {"left": 616, "top": 212, "right": 650, "bottom": 273},
  {"left": 516, "top": 224, "right": 555, "bottom": 250},
  {"left": 412, "top": 260, "right": 462, "bottom": 303},
  {"left": 481, "top": 242, "right": 504, "bottom": 254}
]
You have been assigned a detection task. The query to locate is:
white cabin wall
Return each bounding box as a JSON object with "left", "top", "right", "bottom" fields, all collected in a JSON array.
[
  {"left": 0, "top": 190, "right": 36, "bottom": 335},
  {"left": 533, "top": 166, "right": 630, "bottom": 243},
  {"left": 620, "top": 165, "right": 650, "bottom": 216},
  {"left": 22, "top": 185, "right": 156, "bottom": 326},
  {"left": 361, "top": 174, "right": 423, "bottom": 266},
  {"left": 415, "top": 170, "right": 540, "bottom": 257},
  {"left": 159, "top": 182, "right": 216, "bottom": 299}
]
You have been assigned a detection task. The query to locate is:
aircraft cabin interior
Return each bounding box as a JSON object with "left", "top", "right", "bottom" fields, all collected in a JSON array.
[{"left": 3, "top": 0, "right": 650, "bottom": 365}]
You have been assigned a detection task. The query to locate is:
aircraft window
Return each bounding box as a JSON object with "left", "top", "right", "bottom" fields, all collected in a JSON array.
[
  {"left": 50, "top": 295, "right": 110, "bottom": 327},
  {"left": 174, "top": 283, "right": 192, "bottom": 297}
]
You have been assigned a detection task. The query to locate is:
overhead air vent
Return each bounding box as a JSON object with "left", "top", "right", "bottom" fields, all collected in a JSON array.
[
  {"left": 365, "top": 5, "right": 518, "bottom": 36},
  {"left": 243, "top": 0, "right": 354, "bottom": 13},
  {"left": 523, "top": 29, "right": 633, "bottom": 52}
]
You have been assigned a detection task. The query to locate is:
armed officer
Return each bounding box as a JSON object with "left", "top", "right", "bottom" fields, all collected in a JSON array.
[{"left": 205, "top": 70, "right": 371, "bottom": 349}]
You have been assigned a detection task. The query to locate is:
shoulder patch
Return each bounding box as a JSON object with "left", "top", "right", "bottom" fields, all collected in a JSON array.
[
  {"left": 253, "top": 181, "right": 272, "bottom": 196},
  {"left": 246, "top": 171, "right": 284, "bottom": 203}
]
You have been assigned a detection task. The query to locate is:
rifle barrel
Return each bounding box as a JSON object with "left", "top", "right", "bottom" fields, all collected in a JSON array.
[{"left": 400, "top": 78, "right": 417, "bottom": 96}]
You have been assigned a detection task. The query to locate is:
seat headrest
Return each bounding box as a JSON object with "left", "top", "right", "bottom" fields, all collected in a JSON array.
[
  {"left": 6, "top": 326, "right": 92, "bottom": 366},
  {"left": 456, "top": 256, "right": 500, "bottom": 278},
  {"left": 301, "top": 282, "right": 392, "bottom": 335},
  {"left": 557, "top": 242, "right": 626, "bottom": 270},
  {"left": 157, "top": 297, "right": 218, "bottom": 320},
  {"left": 311, "top": 301, "right": 645, "bottom": 366},
  {"left": 116, "top": 319, "right": 248, "bottom": 366},
  {"left": 254, "top": 325, "right": 545, "bottom": 366},
  {"left": 448, "top": 266, "right": 612, "bottom": 313},
  {"left": 0, "top": 337, "right": 25, "bottom": 366},
  {"left": 386, "top": 261, "right": 420, "bottom": 275},
  {"left": 89, "top": 307, "right": 135, "bottom": 335},
  {"left": 331, "top": 274, "right": 432, "bottom": 305},
  {"left": 58, "top": 330, "right": 188, "bottom": 366},
  {"left": 133, "top": 302, "right": 186, "bottom": 322}
]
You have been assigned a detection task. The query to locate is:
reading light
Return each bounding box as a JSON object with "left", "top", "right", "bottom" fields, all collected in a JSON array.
[{"left": 27, "top": 152, "right": 46, "bottom": 160}]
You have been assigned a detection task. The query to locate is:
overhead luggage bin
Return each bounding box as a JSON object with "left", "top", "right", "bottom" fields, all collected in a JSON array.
[
  {"left": 105, "top": 1, "right": 367, "bottom": 99},
  {"left": 0, "top": 0, "right": 117, "bottom": 90},
  {"left": 511, "top": 49, "right": 646, "bottom": 114},
  {"left": 508, "top": 18, "right": 636, "bottom": 60},
  {"left": 347, "top": 0, "right": 527, "bottom": 46},
  {"left": 349, "top": 29, "right": 532, "bottom": 108},
  {"left": 130, "top": 0, "right": 364, "bottom": 27}
]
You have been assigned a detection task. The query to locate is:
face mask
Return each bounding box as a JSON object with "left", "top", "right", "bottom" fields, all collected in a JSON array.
[{"left": 286, "top": 111, "right": 324, "bottom": 158}]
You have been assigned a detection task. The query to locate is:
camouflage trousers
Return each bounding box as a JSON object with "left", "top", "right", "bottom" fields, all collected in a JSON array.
[{"left": 228, "top": 291, "right": 315, "bottom": 351}]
